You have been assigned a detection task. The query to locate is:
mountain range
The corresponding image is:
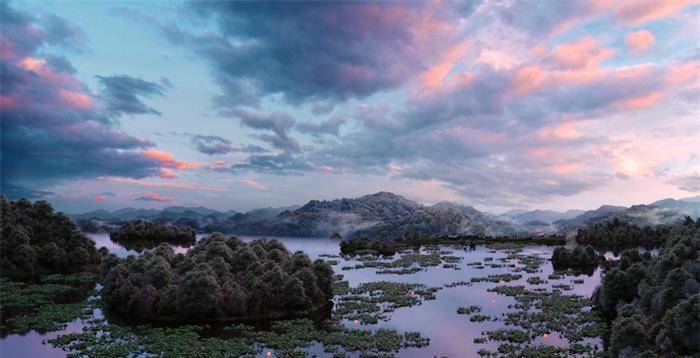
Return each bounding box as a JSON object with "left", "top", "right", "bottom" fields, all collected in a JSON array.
[{"left": 73, "top": 192, "right": 700, "bottom": 238}]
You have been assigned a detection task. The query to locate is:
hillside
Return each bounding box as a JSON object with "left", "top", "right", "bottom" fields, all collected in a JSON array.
[
  {"left": 552, "top": 197, "right": 700, "bottom": 232},
  {"left": 71, "top": 193, "right": 700, "bottom": 239},
  {"left": 232, "top": 192, "right": 424, "bottom": 237}
]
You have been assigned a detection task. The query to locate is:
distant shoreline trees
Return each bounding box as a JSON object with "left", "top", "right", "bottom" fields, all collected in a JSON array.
[
  {"left": 575, "top": 218, "right": 665, "bottom": 248},
  {"left": 550, "top": 245, "right": 603, "bottom": 272},
  {"left": 110, "top": 219, "right": 196, "bottom": 251}
]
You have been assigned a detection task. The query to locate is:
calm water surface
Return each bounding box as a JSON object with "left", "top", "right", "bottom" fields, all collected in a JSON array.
[{"left": 1, "top": 234, "right": 605, "bottom": 357}]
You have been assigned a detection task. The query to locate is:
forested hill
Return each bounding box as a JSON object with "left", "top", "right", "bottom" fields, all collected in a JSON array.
[
  {"left": 229, "top": 192, "right": 519, "bottom": 238},
  {"left": 72, "top": 193, "right": 700, "bottom": 239}
]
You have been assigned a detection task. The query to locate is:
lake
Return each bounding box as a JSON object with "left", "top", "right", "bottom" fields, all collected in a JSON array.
[{"left": 0, "top": 234, "right": 605, "bottom": 357}]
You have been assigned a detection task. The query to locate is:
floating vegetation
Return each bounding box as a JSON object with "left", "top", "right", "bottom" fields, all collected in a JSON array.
[
  {"left": 476, "top": 283, "right": 605, "bottom": 357},
  {"left": 4, "top": 234, "right": 613, "bottom": 357},
  {"left": 526, "top": 276, "right": 546, "bottom": 285},
  {"left": 457, "top": 305, "right": 481, "bottom": 315},
  {"left": 376, "top": 267, "right": 422, "bottom": 275},
  {"left": 469, "top": 314, "right": 492, "bottom": 322},
  {"left": 443, "top": 281, "right": 472, "bottom": 289},
  {"left": 334, "top": 281, "right": 440, "bottom": 324},
  {"left": 485, "top": 328, "right": 530, "bottom": 343},
  {"left": 471, "top": 273, "right": 522, "bottom": 283},
  {"left": 342, "top": 250, "right": 463, "bottom": 275},
  {"left": 552, "top": 284, "right": 573, "bottom": 291},
  {"left": 508, "top": 254, "right": 547, "bottom": 274},
  {"left": 49, "top": 317, "right": 429, "bottom": 357},
  {"left": 0, "top": 273, "right": 97, "bottom": 335}
]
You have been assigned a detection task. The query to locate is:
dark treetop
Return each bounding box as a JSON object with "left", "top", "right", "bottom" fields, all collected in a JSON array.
[
  {"left": 1, "top": 196, "right": 102, "bottom": 281},
  {"left": 101, "top": 234, "right": 334, "bottom": 321}
]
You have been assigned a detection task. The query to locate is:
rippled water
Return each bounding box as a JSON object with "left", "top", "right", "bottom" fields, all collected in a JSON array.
[{"left": 0, "top": 234, "right": 605, "bottom": 357}]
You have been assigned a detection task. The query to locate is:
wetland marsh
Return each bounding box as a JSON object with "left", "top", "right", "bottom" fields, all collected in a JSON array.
[{"left": 1, "top": 235, "right": 607, "bottom": 357}]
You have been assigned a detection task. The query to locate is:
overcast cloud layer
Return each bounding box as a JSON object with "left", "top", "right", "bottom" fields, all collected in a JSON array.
[{"left": 1, "top": 0, "right": 699, "bottom": 212}]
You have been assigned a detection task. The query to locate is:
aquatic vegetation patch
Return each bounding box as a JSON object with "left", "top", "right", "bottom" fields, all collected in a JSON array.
[
  {"left": 49, "top": 317, "right": 429, "bottom": 357},
  {"left": 443, "top": 281, "right": 472, "bottom": 288},
  {"left": 477, "top": 284, "right": 604, "bottom": 357},
  {"left": 471, "top": 273, "right": 522, "bottom": 283},
  {"left": 376, "top": 267, "right": 422, "bottom": 275},
  {"left": 469, "top": 314, "right": 492, "bottom": 322},
  {"left": 526, "top": 276, "right": 546, "bottom": 285},
  {"left": 343, "top": 250, "right": 462, "bottom": 275},
  {"left": 0, "top": 273, "right": 97, "bottom": 335},
  {"left": 456, "top": 305, "right": 481, "bottom": 315},
  {"left": 334, "top": 281, "right": 440, "bottom": 324}
]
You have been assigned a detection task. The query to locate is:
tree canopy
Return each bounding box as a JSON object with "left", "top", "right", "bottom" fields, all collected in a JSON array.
[
  {"left": 110, "top": 219, "right": 196, "bottom": 252},
  {"left": 575, "top": 217, "right": 667, "bottom": 248},
  {"left": 0, "top": 196, "right": 102, "bottom": 281},
  {"left": 101, "top": 234, "right": 334, "bottom": 321},
  {"left": 550, "top": 245, "right": 602, "bottom": 273},
  {"left": 592, "top": 217, "right": 700, "bottom": 356}
]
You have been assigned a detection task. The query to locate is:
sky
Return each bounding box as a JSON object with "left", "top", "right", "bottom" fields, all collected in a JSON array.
[{"left": 1, "top": 0, "right": 699, "bottom": 214}]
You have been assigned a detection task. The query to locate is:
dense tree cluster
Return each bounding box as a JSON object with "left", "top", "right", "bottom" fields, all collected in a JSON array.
[
  {"left": 101, "top": 235, "right": 334, "bottom": 321},
  {"left": 339, "top": 236, "right": 401, "bottom": 256},
  {"left": 110, "top": 220, "right": 196, "bottom": 251},
  {"left": 575, "top": 218, "right": 665, "bottom": 248},
  {"left": 0, "top": 196, "right": 102, "bottom": 281},
  {"left": 592, "top": 217, "right": 700, "bottom": 357},
  {"left": 550, "top": 245, "right": 602, "bottom": 272}
]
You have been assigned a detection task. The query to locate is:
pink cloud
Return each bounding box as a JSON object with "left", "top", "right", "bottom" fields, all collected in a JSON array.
[
  {"left": 142, "top": 149, "right": 202, "bottom": 170},
  {"left": 0, "top": 95, "right": 15, "bottom": 108},
  {"left": 552, "top": 37, "right": 614, "bottom": 70},
  {"left": 58, "top": 89, "right": 94, "bottom": 110},
  {"left": 209, "top": 160, "right": 229, "bottom": 170},
  {"left": 135, "top": 192, "right": 173, "bottom": 202},
  {"left": 420, "top": 41, "right": 470, "bottom": 88},
  {"left": 613, "top": 0, "right": 696, "bottom": 24},
  {"left": 478, "top": 49, "right": 520, "bottom": 70},
  {"left": 107, "top": 177, "right": 228, "bottom": 191},
  {"left": 665, "top": 60, "right": 700, "bottom": 85},
  {"left": 236, "top": 179, "right": 268, "bottom": 190},
  {"left": 616, "top": 91, "right": 664, "bottom": 110},
  {"left": 94, "top": 195, "right": 106, "bottom": 201},
  {"left": 538, "top": 121, "right": 586, "bottom": 141},
  {"left": 157, "top": 169, "right": 178, "bottom": 179},
  {"left": 626, "top": 30, "right": 655, "bottom": 52},
  {"left": 511, "top": 65, "right": 546, "bottom": 95}
]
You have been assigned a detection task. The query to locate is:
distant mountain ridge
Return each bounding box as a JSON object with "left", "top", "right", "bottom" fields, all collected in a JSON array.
[
  {"left": 72, "top": 193, "right": 700, "bottom": 238},
  {"left": 553, "top": 196, "right": 700, "bottom": 232}
]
